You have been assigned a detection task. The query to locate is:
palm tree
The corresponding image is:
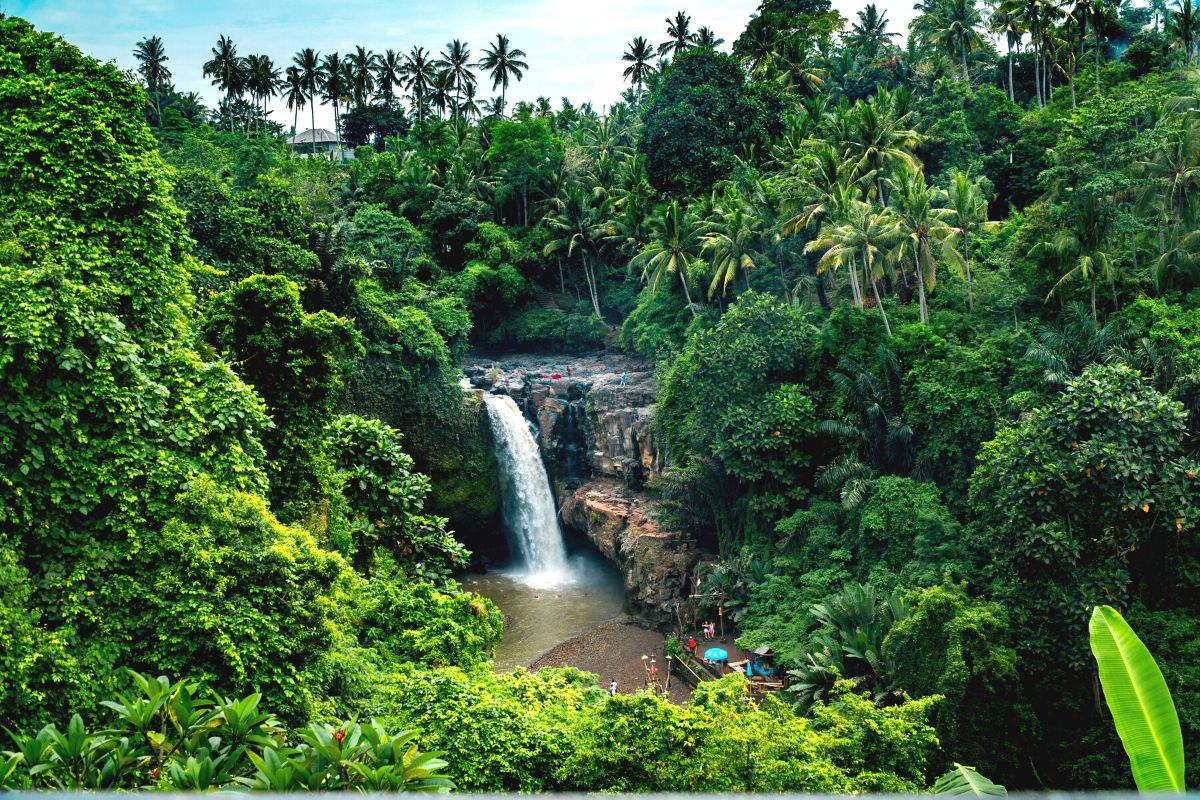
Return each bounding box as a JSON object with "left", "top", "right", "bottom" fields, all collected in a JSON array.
[
  {"left": 774, "top": 36, "right": 827, "bottom": 96},
  {"left": 244, "top": 54, "right": 280, "bottom": 130},
  {"left": 659, "top": 11, "right": 698, "bottom": 57},
  {"left": 694, "top": 26, "right": 725, "bottom": 47},
  {"left": 1150, "top": 0, "right": 1171, "bottom": 29},
  {"left": 989, "top": 4, "right": 1024, "bottom": 101},
  {"left": 319, "top": 52, "right": 348, "bottom": 144},
  {"left": 293, "top": 48, "right": 321, "bottom": 136},
  {"left": 436, "top": 40, "right": 475, "bottom": 121},
  {"left": 887, "top": 162, "right": 962, "bottom": 324},
  {"left": 477, "top": 34, "right": 528, "bottom": 113},
  {"left": 375, "top": 49, "right": 403, "bottom": 107},
  {"left": 284, "top": 66, "right": 306, "bottom": 135},
  {"left": 622, "top": 36, "right": 657, "bottom": 92},
  {"left": 202, "top": 35, "right": 244, "bottom": 131},
  {"left": 848, "top": 4, "right": 899, "bottom": 60},
  {"left": 846, "top": 88, "right": 922, "bottom": 200},
  {"left": 1032, "top": 194, "right": 1116, "bottom": 321},
  {"left": 401, "top": 47, "right": 437, "bottom": 121},
  {"left": 702, "top": 187, "right": 764, "bottom": 298},
  {"left": 1168, "top": 0, "right": 1200, "bottom": 64},
  {"left": 171, "top": 91, "right": 206, "bottom": 124},
  {"left": 544, "top": 186, "right": 612, "bottom": 318},
  {"left": 925, "top": 0, "right": 986, "bottom": 81},
  {"left": 631, "top": 199, "right": 706, "bottom": 317},
  {"left": 133, "top": 35, "right": 171, "bottom": 126},
  {"left": 347, "top": 46, "right": 378, "bottom": 108},
  {"left": 806, "top": 199, "right": 898, "bottom": 334},
  {"left": 946, "top": 169, "right": 988, "bottom": 311}
]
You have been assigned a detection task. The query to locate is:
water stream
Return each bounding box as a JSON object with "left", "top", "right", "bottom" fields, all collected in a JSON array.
[
  {"left": 482, "top": 393, "right": 569, "bottom": 586},
  {"left": 476, "top": 390, "right": 626, "bottom": 670}
]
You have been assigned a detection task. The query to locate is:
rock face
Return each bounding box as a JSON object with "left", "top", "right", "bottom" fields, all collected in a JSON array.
[
  {"left": 464, "top": 353, "right": 660, "bottom": 488},
  {"left": 464, "top": 352, "right": 700, "bottom": 621},
  {"left": 560, "top": 480, "right": 701, "bottom": 620}
]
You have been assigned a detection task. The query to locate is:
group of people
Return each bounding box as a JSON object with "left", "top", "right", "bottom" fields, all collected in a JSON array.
[{"left": 701, "top": 621, "right": 717, "bottom": 640}]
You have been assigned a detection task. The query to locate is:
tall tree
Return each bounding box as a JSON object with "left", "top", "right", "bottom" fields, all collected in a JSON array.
[
  {"left": 659, "top": 10, "right": 699, "bottom": 57},
  {"left": 348, "top": 46, "right": 378, "bottom": 108},
  {"left": 319, "top": 51, "right": 347, "bottom": 146},
  {"left": 887, "top": 162, "right": 962, "bottom": 324},
  {"left": 202, "top": 34, "right": 244, "bottom": 131},
  {"left": 702, "top": 187, "right": 764, "bottom": 298},
  {"left": 925, "top": 0, "right": 986, "bottom": 81},
  {"left": 476, "top": 34, "right": 528, "bottom": 112},
  {"left": 401, "top": 46, "right": 437, "bottom": 121},
  {"left": 284, "top": 66, "right": 306, "bottom": 135},
  {"left": 631, "top": 199, "right": 706, "bottom": 317},
  {"left": 244, "top": 53, "right": 280, "bottom": 130},
  {"left": 946, "top": 169, "right": 988, "bottom": 311},
  {"left": 1168, "top": 0, "right": 1199, "bottom": 63},
  {"left": 375, "top": 49, "right": 403, "bottom": 107},
  {"left": 622, "top": 36, "right": 658, "bottom": 92},
  {"left": 1032, "top": 194, "right": 1116, "bottom": 321},
  {"left": 848, "top": 4, "right": 899, "bottom": 59},
  {"left": 694, "top": 26, "right": 725, "bottom": 47},
  {"left": 543, "top": 186, "right": 611, "bottom": 317},
  {"left": 806, "top": 199, "right": 898, "bottom": 334},
  {"left": 133, "top": 35, "right": 171, "bottom": 126},
  {"left": 436, "top": 39, "right": 475, "bottom": 121},
  {"left": 989, "top": 3, "right": 1024, "bottom": 101},
  {"left": 293, "top": 47, "right": 321, "bottom": 135}
]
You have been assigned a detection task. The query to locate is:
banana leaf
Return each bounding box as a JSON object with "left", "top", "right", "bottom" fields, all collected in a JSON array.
[
  {"left": 1089, "top": 604, "right": 1185, "bottom": 793},
  {"left": 933, "top": 763, "right": 1007, "bottom": 796}
]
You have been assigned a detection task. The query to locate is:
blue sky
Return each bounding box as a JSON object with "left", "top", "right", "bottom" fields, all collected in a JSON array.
[{"left": 7, "top": 0, "right": 919, "bottom": 130}]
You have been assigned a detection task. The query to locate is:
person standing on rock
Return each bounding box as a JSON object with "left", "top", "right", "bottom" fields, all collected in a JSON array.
[{"left": 619, "top": 371, "right": 627, "bottom": 386}]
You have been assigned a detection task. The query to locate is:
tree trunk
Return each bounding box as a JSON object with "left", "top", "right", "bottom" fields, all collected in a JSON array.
[
  {"left": 964, "top": 231, "right": 974, "bottom": 311},
  {"left": 1008, "top": 47, "right": 1015, "bottom": 102},
  {"left": 584, "top": 257, "right": 603, "bottom": 318},
  {"left": 1033, "top": 34, "right": 1043, "bottom": 108},
  {"left": 679, "top": 267, "right": 698, "bottom": 318},
  {"left": 962, "top": 41, "right": 970, "bottom": 82},
  {"left": 1090, "top": 276, "right": 1098, "bottom": 322},
  {"left": 1131, "top": 231, "right": 1138, "bottom": 270},
  {"left": 868, "top": 259, "right": 893, "bottom": 336},
  {"left": 916, "top": 265, "right": 929, "bottom": 324},
  {"left": 310, "top": 87, "right": 316, "bottom": 142},
  {"left": 847, "top": 257, "right": 863, "bottom": 308}
]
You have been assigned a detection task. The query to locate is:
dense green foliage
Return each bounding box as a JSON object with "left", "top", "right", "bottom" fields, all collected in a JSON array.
[{"left": 5, "top": 0, "right": 1200, "bottom": 789}]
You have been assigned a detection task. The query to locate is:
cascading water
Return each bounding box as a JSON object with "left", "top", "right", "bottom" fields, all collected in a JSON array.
[{"left": 483, "top": 393, "right": 570, "bottom": 585}]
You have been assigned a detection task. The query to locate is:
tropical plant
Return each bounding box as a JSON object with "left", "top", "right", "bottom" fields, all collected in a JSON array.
[
  {"left": 806, "top": 199, "right": 898, "bottom": 333},
  {"left": 402, "top": 47, "right": 438, "bottom": 121},
  {"left": 476, "top": 34, "right": 527, "bottom": 111},
  {"left": 887, "top": 162, "right": 962, "bottom": 323},
  {"left": 133, "top": 35, "right": 171, "bottom": 125},
  {"left": 201, "top": 34, "right": 244, "bottom": 131},
  {"left": 631, "top": 199, "right": 706, "bottom": 318},
  {"left": 374, "top": 48, "right": 404, "bottom": 107},
  {"left": 933, "top": 763, "right": 1008, "bottom": 796},
  {"left": 1090, "top": 605, "right": 1186, "bottom": 793},
  {"left": 622, "top": 36, "right": 658, "bottom": 92},
  {"left": 659, "top": 10, "right": 699, "bottom": 57},
  {"left": 436, "top": 39, "right": 476, "bottom": 121},
  {"left": 293, "top": 47, "right": 320, "bottom": 135}
]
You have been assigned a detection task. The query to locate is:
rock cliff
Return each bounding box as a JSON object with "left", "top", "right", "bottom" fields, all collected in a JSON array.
[{"left": 465, "top": 353, "right": 701, "bottom": 620}]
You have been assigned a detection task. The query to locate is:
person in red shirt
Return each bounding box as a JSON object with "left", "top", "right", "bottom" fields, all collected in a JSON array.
[{"left": 687, "top": 635, "right": 697, "bottom": 654}]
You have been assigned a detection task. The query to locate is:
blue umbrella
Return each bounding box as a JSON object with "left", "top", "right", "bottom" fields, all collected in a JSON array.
[{"left": 704, "top": 647, "right": 728, "bottom": 661}]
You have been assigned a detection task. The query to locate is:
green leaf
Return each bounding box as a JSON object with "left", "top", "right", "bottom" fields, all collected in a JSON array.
[
  {"left": 1089, "top": 605, "right": 1185, "bottom": 793},
  {"left": 933, "top": 763, "right": 1007, "bottom": 796}
]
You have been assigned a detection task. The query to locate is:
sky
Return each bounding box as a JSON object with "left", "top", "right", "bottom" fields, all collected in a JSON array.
[{"left": 6, "top": 0, "right": 922, "bottom": 132}]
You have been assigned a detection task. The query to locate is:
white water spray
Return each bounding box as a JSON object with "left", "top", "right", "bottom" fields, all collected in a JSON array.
[{"left": 483, "top": 393, "right": 570, "bottom": 586}]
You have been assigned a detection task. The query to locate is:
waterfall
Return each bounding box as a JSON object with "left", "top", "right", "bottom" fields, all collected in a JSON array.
[{"left": 483, "top": 393, "right": 569, "bottom": 585}]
